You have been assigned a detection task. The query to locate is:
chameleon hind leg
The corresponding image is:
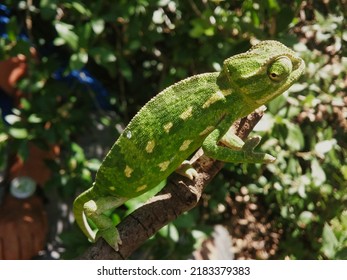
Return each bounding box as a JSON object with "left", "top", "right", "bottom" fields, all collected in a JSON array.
[{"left": 84, "top": 196, "right": 127, "bottom": 251}]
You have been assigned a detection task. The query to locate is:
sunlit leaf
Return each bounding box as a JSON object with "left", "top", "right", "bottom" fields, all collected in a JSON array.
[
  {"left": 55, "top": 22, "right": 79, "bottom": 50},
  {"left": 8, "top": 128, "right": 28, "bottom": 139},
  {"left": 311, "top": 158, "right": 326, "bottom": 185},
  {"left": 315, "top": 139, "right": 337, "bottom": 158},
  {"left": 322, "top": 223, "right": 338, "bottom": 259}
]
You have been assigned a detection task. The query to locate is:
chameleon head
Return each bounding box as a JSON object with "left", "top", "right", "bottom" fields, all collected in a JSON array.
[{"left": 223, "top": 40, "right": 305, "bottom": 105}]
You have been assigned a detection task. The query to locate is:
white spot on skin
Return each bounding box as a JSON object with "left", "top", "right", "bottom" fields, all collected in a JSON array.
[
  {"left": 124, "top": 165, "right": 133, "bottom": 178},
  {"left": 199, "top": 126, "right": 215, "bottom": 136},
  {"left": 136, "top": 185, "right": 147, "bottom": 192},
  {"left": 146, "top": 140, "right": 155, "bottom": 153},
  {"left": 202, "top": 91, "right": 225, "bottom": 108},
  {"left": 158, "top": 161, "right": 170, "bottom": 171},
  {"left": 179, "top": 139, "right": 193, "bottom": 151},
  {"left": 126, "top": 131, "right": 132, "bottom": 139},
  {"left": 163, "top": 122, "right": 173, "bottom": 133},
  {"left": 179, "top": 106, "right": 193, "bottom": 120}
]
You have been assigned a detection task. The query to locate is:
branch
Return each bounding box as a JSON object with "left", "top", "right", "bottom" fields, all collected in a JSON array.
[{"left": 78, "top": 107, "right": 266, "bottom": 259}]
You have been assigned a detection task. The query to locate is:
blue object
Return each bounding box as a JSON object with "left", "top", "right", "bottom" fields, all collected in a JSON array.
[
  {"left": 0, "top": 88, "right": 13, "bottom": 124},
  {"left": 0, "top": 4, "right": 10, "bottom": 38}
]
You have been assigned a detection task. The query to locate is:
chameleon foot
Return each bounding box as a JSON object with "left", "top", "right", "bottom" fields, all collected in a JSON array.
[
  {"left": 176, "top": 160, "right": 198, "bottom": 180},
  {"left": 243, "top": 136, "right": 276, "bottom": 163},
  {"left": 96, "top": 227, "right": 122, "bottom": 251}
]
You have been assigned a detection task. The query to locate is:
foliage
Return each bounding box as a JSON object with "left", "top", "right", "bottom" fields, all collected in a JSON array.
[{"left": 0, "top": 0, "right": 346, "bottom": 259}]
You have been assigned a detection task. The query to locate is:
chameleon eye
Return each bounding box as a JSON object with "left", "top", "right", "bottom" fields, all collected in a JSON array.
[{"left": 268, "top": 56, "right": 293, "bottom": 82}]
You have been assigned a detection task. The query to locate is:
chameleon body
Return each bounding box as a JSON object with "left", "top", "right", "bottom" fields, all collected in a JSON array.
[{"left": 73, "top": 40, "right": 305, "bottom": 250}]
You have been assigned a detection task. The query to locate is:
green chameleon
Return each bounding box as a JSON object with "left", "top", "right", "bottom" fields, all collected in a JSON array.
[{"left": 73, "top": 40, "right": 305, "bottom": 250}]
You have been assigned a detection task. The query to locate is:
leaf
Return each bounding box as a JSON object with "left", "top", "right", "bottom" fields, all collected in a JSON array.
[
  {"left": 253, "top": 113, "right": 275, "bottom": 131},
  {"left": 40, "top": 0, "right": 57, "bottom": 20},
  {"left": 285, "top": 121, "right": 304, "bottom": 151},
  {"left": 27, "top": 114, "right": 42, "bottom": 123},
  {"left": 321, "top": 223, "right": 338, "bottom": 259},
  {"left": 4, "top": 114, "right": 21, "bottom": 125},
  {"left": 315, "top": 139, "right": 337, "bottom": 158},
  {"left": 297, "top": 211, "right": 314, "bottom": 228},
  {"left": 91, "top": 19, "right": 105, "bottom": 35},
  {"left": 268, "top": 94, "right": 287, "bottom": 114},
  {"left": 55, "top": 22, "right": 79, "bottom": 50},
  {"left": 159, "top": 224, "right": 179, "bottom": 242},
  {"left": 311, "top": 158, "right": 326, "bottom": 186},
  {"left": 69, "top": 51, "right": 88, "bottom": 70},
  {"left": 8, "top": 128, "right": 28, "bottom": 139},
  {"left": 89, "top": 47, "right": 116, "bottom": 65},
  {"left": 335, "top": 248, "right": 347, "bottom": 260},
  {"left": 341, "top": 166, "right": 347, "bottom": 181},
  {"left": 276, "top": 7, "right": 295, "bottom": 33},
  {"left": 71, "top": 1, "right": 91, "bottom": 16}
]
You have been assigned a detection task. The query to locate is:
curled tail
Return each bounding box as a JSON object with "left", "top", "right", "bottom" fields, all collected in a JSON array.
[{"left": 73, "top": 187, "right": 96, "bottom": 242}]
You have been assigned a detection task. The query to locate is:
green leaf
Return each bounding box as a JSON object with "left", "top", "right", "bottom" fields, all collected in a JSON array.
[
  {"left": 311, "top": 158, "right": 326, "bottom": 186},
  {"left": 89, "top": 47, "right": 116, "bottom": 65},
  {"left": 4, "top": 114, "right": 21, "bottom": 125},
  {"left": 91, "top": 19, "right": 105, "bottom": 35},
  {"left": 40, "top": 0, "right": 57, "bottom": 20},
  {"left": 315, "top": 139, "right": 337, "bottom": 158},
  {"left": 86, "top": 159, "right": 101, "bottom": 171},
  {"left": 159, "top": 224, "right": 179, "bottom": 242},
  {"left": 267, "top": 0, "right": 280, "bottom": 12},
  {"left": 341, "top": 166, "right": 347, "bottom": 181},
  {"left": 6, "top": 16, "right": 19, "bottom": 42},
  {"left": 297, "top": 211, "right": 314, "bottom": 228},
  {"left": 55, "top": 22, "right": 79, "bottom": 50},
  {"left": 27, "top": 114, "right": 42, "bottom": 124},
  {"left": 276, "top": 7, "right": 295, "bottom": 33},
  {"left": 335, "top": 248, "right": 347, "bottom": 260},
  {"left": 268, "top": 94, "right": 287, "bottom": 114},
  {"left": 69, "top": 51, "right": 88, "bottom": 70},
  {"left": 71, "top": 1, "right": 91, "bottom": 16},
  {"left": 322, "top": 223, "right": 338, "bottom": 259},
  {"left": 8, "top": 128, "right": 28, "bottom": 139},
  {"left": 284, "top": 122, "right": 304, "bottom": 151}
]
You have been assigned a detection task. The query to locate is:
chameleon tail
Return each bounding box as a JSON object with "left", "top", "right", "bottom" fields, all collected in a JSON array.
[{"left": 73, "top": 187, "right": 97, "bottom": 242}]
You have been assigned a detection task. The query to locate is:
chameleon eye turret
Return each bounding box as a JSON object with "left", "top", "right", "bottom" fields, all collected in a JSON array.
[{"left": 268, "top": 56, "right": 293, "bottom": 82}]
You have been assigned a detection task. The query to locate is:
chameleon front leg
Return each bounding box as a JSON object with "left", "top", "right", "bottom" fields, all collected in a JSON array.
[
  {"left": 202, "top": 117, "right": 275, "bottom": 164},
  {"left": 83, "top": 196, "right": 127, "bottom": 251}
]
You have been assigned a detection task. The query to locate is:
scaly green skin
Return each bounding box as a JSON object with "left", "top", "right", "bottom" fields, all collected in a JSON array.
[{"left": 73, "top": 40, "right": 305, "bottom": 250}]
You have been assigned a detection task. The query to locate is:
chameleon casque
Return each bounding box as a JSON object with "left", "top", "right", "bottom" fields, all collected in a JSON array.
[{"left": 73, "top": 40, "right": 305, "bottom": 250}]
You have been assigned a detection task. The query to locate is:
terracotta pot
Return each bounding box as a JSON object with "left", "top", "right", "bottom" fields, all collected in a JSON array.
[{"left": 0, "top": 194, "right": 48, "bottom": 259}]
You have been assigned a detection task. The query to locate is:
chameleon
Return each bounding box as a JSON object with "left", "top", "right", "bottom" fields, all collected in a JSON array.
[{"left": 73, "top": 40, "right": 305, "bottom": 250}]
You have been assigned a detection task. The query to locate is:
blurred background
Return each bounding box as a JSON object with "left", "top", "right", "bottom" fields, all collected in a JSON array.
[{"left": 0, "top": 0, "right": 346, "bottom": 260}]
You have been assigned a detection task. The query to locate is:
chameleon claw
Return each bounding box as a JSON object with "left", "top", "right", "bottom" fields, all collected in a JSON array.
[
  {"left": 243, "top": 136, "right": 276, "bottom": 163},
  {"left": 176, "top": 160, "right": 198, "bottom": 180},
  {"left": 263, "top": 153, "right": 276, "bottom": 163},
  {"left": 242, "top": 136, "right": 262, "bottom": 152}
]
